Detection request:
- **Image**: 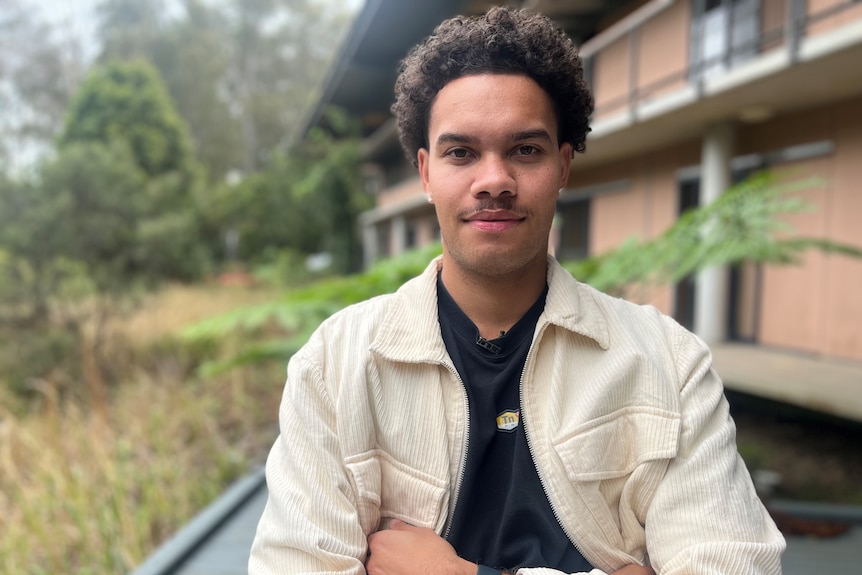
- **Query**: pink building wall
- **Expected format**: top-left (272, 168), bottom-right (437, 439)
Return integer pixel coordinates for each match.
top-left (573, 95), bottom-right (862, 361)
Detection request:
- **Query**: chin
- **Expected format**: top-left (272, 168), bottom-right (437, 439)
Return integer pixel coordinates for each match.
top-left (463, 251), bottom-right (543, 279)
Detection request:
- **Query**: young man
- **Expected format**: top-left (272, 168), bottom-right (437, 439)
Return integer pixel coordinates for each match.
top-left (250, 7), bottom-right (784, 575)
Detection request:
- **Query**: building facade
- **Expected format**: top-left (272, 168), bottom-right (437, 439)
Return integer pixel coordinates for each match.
top-left (307, 0), bottom-right (862, 366)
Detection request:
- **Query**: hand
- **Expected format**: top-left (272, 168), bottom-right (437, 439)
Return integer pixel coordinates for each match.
top-left (610, 566), bottom-right (655, 575)
top-left (366, 519), bottom-right (476, 575)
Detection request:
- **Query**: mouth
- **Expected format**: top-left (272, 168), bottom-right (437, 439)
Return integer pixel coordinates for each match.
top-left (463, 209), bottom-right (525, 232)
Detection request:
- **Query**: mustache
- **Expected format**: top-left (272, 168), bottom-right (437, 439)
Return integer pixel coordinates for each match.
top-left (458, 199), bottom-right (529, 219)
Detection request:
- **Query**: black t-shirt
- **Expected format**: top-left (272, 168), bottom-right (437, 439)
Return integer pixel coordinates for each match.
top-left (437, 276), bottom-right (592, 573)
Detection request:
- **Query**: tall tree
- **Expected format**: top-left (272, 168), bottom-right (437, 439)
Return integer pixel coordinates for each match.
top-left (95, 0), bottom-right (353, 177)
top-left (58, 60), bottom-right (209, 280)
top-left (0, 0), bottom-right (85, 170)
top-left (147, 0), bottom-right (245, 183)
top-left (97, 0), bottom-right (167, 61)
top-left (224, 0), bottom-right (349, 171)
top-left (60, 60), bottom-right (195, 178)
top-left (1, 59), bottom-right (208, 327)
top-left (0, 144), bottom-right (147, 321)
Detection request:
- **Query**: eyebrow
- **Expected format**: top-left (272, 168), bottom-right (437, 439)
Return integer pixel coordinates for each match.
top-left (434, 129), bottom-right (553, 147)
top-left (435, 132), bottom-right (475, 147)
top-left (512, 129), bottom-right (553, 143)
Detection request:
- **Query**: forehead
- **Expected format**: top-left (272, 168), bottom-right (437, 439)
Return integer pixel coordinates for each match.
top-left (427, 74), bottom-right (558, 143)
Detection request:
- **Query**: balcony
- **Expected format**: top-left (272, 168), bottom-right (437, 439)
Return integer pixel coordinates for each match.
top-left (579, 0), bottom-right (862, 168)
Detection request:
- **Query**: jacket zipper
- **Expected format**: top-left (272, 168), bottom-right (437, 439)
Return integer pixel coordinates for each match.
top-left (442, 361), bottom-right (469, 540)
top-left (519, 322), bottom-right (596, 567)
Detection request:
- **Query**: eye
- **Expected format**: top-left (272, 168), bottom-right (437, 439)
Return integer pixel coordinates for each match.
top-left (444, 147), bottom-right (471, 160)
top-left (449, 148), bottom-right (468, 158)
top-left (515, 145), bottom-right (540, 156)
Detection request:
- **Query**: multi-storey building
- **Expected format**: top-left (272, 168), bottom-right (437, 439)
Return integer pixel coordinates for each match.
top-left (302, 0), bottom-right (862, 416)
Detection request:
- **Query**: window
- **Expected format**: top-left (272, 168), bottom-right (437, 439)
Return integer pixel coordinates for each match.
top-left (691, 0), bottom-right (760, 80)
top-left (405, 219), bottom-right (417, 249)
top-left (555, 198), bottom-right (590, 262)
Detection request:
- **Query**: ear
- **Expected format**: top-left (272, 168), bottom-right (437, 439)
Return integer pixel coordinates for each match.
top-left (558, 142), bottom-right (572, 188)
top-left (418, 148), bottom-right (431, 194)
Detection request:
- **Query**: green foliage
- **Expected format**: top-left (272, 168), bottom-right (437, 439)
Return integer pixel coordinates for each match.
top-left (203, 107), bottom-right (370, 274)
top-left (297, 109), bottom-right (372, 273)
top-left (59, 60), bottom-right (195, 178)
top-left (0, 326), bottom-right (80, 398)
top-left (56, 59), bottom-right (210, 282)
top-left (0, 1), bottom-right (360, 398)
top-left (183, 243), bottom-right (442, 375)
top-left (0, 141), bottom-right (210, 305)
top-left (0, 143), bottom-right (147, 323)
top-left (0, 139), bottom-right (212, 390)
top-left (563, 172), bottom-right (862, 293)
top-left (98, 0), bottom-right (244, 182)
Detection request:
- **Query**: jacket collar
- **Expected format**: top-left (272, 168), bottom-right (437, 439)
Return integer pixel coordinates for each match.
top-left (369, 255), bottom-right (610, 364)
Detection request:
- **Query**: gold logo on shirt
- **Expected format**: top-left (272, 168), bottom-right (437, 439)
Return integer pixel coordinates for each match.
top-left (496, 410), bottom-right (519, 432)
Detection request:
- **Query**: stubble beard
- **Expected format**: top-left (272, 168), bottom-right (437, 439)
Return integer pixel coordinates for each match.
top-left (442, 229), bottom-right (548, 282)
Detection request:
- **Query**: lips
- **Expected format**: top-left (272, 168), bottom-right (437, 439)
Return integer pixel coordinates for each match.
top-left (463, 209), bottom-right (524, 232)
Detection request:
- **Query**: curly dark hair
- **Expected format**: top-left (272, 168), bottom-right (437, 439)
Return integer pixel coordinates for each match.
top-left (392, 6), bottom-right (593, 166)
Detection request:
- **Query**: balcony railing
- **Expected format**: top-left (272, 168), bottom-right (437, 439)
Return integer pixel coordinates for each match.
top-left (581, 0), bottom-right (862, 122)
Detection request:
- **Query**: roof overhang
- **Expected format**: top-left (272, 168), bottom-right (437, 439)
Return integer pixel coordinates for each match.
top-left (300, 0), bottom-right (633, 140)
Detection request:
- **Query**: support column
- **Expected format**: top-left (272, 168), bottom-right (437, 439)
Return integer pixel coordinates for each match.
top-left (391, 215), bottom-right (407, 258)
top-left (361, 221), bottom-right (378, 270)
top-left (694, 122), bottom-right (735, 344)
top-left (786, 0), bottom-right (802, 63)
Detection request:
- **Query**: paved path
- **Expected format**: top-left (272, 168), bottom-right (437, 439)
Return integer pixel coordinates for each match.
top-left (783, 526), bottom-right (862, 574)
top-left (172, 486), bottom-right (267, 575)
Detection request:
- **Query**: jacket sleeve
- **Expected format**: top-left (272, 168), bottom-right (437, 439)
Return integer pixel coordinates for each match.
top-left (643, 318), bottom-right (785, 574)
top-left (249, 336), bottom-right (368, 575)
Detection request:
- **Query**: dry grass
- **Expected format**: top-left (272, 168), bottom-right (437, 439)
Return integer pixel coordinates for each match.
top-left (0, 283), bottom-right (285, 574)
top-left (122, 281), bottom-right (279, 343)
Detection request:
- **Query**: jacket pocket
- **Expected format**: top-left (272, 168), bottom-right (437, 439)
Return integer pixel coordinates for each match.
top-left (553, 406), bottom-right (680, 482)
top-left (345, 449), bottom-right (448, 533)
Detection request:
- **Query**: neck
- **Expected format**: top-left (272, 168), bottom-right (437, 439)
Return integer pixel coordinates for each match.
top-left (440, 256), bottom-right (548, 340)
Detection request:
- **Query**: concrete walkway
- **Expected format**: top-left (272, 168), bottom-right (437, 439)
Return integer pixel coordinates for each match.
top-left (712, 343), bottom-right (862, 422)
top-left (172, 486), bottom-right (267, 575)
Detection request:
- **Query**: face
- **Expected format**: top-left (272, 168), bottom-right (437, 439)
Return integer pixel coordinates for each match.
top-left (417, 74), bottom-right (571, 282)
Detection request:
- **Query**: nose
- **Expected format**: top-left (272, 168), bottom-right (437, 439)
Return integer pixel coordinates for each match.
top-left (471, 154), bottom-right (516, 198)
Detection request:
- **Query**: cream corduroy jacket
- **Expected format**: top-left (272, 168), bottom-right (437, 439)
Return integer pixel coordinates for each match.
top-left (249, 256), bottom-right (785, 575)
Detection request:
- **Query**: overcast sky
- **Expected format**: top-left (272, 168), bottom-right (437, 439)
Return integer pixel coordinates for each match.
top-left (31, 0), bottom-right (99, 23)
top-left (26, 0), bottom-right (364, 61)
top-left (27, 0), bottom-right (100, 61)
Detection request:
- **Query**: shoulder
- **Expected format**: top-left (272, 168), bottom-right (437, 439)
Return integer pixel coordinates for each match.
top-left (292, 262), bottom-right (439, 366)
top-left (550, 263), bottom-right (710, 386)
top-left (581, 282), bottom-right (678, 340)
top-left (296, 292), bottom-right (397, 359)
top-left (547, 257), bottom-right (685, 353)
